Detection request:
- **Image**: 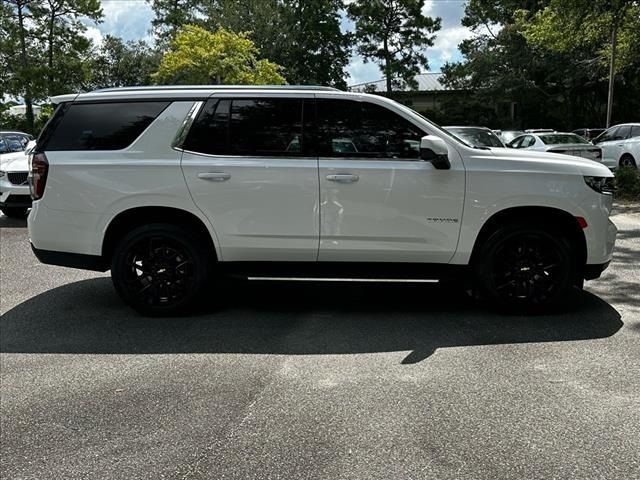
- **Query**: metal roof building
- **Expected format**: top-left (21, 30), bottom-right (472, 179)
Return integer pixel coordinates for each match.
top-left (348, 72), bottom-right (447, 93)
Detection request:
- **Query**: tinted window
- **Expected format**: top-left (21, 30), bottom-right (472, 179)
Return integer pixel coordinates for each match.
top-left (508, 136), bottom-right (524, 148)
top-left (616, 125), bottom-right (631, 140)
top-left (184, 98), bottom-right (305, 156)
top-left (631, 126), bottom-right (640, 139)
top-left (315, 99), bottom-right (424, 159)
top-left (45, 102), bottom-right (169, 151)
top-left (596, 127), bottom-right (619, 143)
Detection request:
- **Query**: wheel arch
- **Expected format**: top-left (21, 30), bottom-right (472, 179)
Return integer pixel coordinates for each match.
top-left (469, 206), bottom-right (587, 276)
top-left (102, 206), bottom-right (219, 262)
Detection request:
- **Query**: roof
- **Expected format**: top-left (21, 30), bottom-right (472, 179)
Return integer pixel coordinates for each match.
top-left (349, 73), bottom-right (447, 93)
top-left (50, 85), bottom-right (344, 104)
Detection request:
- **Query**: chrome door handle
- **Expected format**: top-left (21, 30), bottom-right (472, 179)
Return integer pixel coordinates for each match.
top-left (326, 174), bottom-right (359, 183)
top-left (198, 172), bottom-right (231, 181)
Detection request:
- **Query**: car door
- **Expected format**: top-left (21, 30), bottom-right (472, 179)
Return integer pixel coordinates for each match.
top-left (595, 126), bottom-right (620, 168)
top-left (180, 94), bottom-right (320, 262)
top-left (315, 97), bottom-right (465, 263)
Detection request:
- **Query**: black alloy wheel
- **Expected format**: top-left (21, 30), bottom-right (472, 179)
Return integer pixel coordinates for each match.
top-left (111, 224), bottom-right (212, 316)
top-left (475, 225), bottom-right (575, 311)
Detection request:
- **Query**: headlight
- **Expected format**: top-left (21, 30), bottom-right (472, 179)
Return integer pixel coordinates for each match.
top-left (0, 170), bottom-right (5, 178)
top-left (584, 176), bottom-right (614, 194)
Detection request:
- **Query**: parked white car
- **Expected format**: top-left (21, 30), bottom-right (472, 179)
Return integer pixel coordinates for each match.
top-left (0, 131), bottom-right (34, 218)
top-left (28, 86), bottom-right (616, 315)
top-left (507, 132), bottom-right (602, 162)
top-left (592, 123), bottom-right (640, 169)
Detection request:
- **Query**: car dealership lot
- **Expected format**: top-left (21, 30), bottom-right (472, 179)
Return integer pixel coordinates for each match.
top-left (1, 207), bottom-right (639, 480)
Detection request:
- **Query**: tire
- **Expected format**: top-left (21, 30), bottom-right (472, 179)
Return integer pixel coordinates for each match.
top-left (473, 224), bottom-right (576, 312)
top-left (1, 207), bottom-right (28, 218)
top-left (619, 154), bottom-right (637, 168)
top-left (111, 223), bottom-right (213, 316)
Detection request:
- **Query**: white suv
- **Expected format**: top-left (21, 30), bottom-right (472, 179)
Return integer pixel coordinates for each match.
top-left (28, 86), bottom-right (617, 315)
top-left (1, 130), bottom-right (34, 218)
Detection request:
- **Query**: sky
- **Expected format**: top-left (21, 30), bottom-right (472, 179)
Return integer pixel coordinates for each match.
top-left (84, 0), bottom-right (472, 86)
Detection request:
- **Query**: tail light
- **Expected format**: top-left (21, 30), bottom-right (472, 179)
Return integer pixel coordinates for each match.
top-left (29, 152), bottom-right (49, 200)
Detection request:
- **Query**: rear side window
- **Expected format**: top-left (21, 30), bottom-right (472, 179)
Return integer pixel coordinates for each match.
top-left (43, 101), bottom-right (169, 151)
top-left (315, 99), bottom-right (424, 159)
top-left (184, 98), bottom-right (306, 156)
top-left (631, 126), bottom-right (640, 139)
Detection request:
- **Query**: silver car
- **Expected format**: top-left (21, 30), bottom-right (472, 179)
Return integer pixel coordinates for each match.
top-left (507, 132), bottom-right (602, 162)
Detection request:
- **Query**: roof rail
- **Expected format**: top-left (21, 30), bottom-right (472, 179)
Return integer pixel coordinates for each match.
top-left (92, 85), bottom-right (342, 93)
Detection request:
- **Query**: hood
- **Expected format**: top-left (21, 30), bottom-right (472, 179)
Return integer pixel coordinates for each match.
top-left (0, 151), bottom-right (29, 172)
top-left (486, 147), bottom-right (613, 177)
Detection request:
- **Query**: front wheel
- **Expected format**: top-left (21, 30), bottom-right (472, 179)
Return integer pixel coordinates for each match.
top-left (1, 207), bottom-right (28, 218)
top-left (111, 223), bottom-right (213, 316)
top-left (474, 225), bottom-right (576, 312)
top-left (619, 155), bottom-right (637, 168)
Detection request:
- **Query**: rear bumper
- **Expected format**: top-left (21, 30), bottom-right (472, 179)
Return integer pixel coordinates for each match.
top-left (30, 243), bottom-right (108, 272)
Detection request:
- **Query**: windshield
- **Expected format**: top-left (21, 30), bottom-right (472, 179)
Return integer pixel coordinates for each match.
top-left (0, 134), bottom-right (29, 153)
top-left (539, 134), bottom-right (589, 145)
top-left (446, 127), bottom-right (504, 148)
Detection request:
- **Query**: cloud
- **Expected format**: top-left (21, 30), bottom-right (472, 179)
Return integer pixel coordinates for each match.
top-left (82, 0), bottom-right (154, 46)
top-left (426, 26), bottom-right (474, 71)
top-left (346, 56), bottom-right (382, 86)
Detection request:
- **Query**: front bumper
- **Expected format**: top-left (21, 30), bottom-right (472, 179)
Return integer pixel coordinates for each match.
top-left (0, 176), bottom-right (32, 208)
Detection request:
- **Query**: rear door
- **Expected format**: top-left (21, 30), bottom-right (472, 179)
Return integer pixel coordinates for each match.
top-left (180, 94), bottom-right (320, 262)
top-left (315, 97), bottom-right (465, 263)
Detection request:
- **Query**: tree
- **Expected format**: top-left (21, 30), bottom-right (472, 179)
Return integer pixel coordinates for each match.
top-left (347, 0), bottom-right (441, 93)
top-left (152, 25), bottom-right (286, 85)
top-left (89, 35), bottom-right (161, 89)
top-left (1, 1), bottom-right (41, 130)
top-left (0, 0), bottom-right (102, 132)
top-left (30, 0), bottom-right (102, 96)
top-left (198, 0), bottom-right (352, 88)
top-left (146, 0), bottom-right (201, 48)
top-left (516, 0), bottom-right (640, 126)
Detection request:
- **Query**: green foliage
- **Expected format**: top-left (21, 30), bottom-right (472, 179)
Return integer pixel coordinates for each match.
top-left (152, 25), bottom-right (286, 85)
top-left (147, 0), bottom-right (201, 48)
top-left (516, 0), bottom-right (640, 74)
top-left (615, 167), bottom-right (640, 200)
top-left (0, 104), bottom-right (54, 137)
top-left (347, 0), bottom-right (441, 93)
top-left (199, 0), bottom-right (352, 88)
top-left (441, 0), bottom-right (640, 129)
top-left (88, 36), bottom-right (161, 89)
top-left (0, 0), bottom-right (102, 131)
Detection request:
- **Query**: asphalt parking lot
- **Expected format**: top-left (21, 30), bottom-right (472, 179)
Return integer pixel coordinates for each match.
top-left (1, 206), bottom-right (639, 480)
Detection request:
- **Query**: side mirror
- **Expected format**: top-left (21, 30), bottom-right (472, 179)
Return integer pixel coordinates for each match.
top-left (420, 135), bottom-right (451, 170)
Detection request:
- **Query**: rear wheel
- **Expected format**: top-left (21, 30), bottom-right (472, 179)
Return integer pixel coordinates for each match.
top-left (474, 224), bottom-right (576, 312)
top-left (111, 223), bottom-right (213, 316)
top-left (1, 207), bottom-right (28, 218)
top-left (620, 154), bottom-right (637, 168)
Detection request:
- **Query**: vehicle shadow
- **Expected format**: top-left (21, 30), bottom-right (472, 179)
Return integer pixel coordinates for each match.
top-left (0, 278), bottom-right (623, 363)
top-left (0, 214), bottom-right (27, 228)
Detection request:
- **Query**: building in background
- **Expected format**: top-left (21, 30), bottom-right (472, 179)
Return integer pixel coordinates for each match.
top-left (349, 72), bottom-right (518, 128)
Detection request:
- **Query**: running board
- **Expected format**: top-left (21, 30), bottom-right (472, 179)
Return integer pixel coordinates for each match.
top-left (247, 277), bottom-right (440, 283)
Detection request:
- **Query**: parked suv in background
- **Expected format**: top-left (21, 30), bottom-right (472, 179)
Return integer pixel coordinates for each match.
top-left (0, 130), bottom-right (34, 218)
top-left (592, 123), bottom-right (640, 169)
top-left (28, 86), bottom-right (617, 315)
